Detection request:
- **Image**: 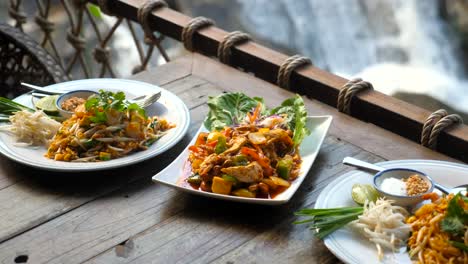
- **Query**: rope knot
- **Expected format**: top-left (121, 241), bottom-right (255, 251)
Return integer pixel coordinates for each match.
top-left (277, 55), bottom-right (312, 90)
top-left (337, 78), bottom-right (373, 114)
top-left (8, 7), bottom-right (27, 25)
top-left (34, 16), bottom-right (54, 34)
top-left (66, 30), bottom-right (86, 51)
top-left (422, 110), bottom-right (463, 149)
top-left (181, 16), bottom-right (215, 52)
top-left (217, 31), bottom-right (251, 65)
top-left (137, 0), bottom-right (167, 45)
top-left (93, 46), bottom-right (111, 63)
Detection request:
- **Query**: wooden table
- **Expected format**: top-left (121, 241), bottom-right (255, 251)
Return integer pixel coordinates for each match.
top-left (0, 53), bottom-right (461, 264)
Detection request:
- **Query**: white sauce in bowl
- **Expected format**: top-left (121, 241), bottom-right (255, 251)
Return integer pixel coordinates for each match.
top-left (380, 177), bottom-right (406, 195)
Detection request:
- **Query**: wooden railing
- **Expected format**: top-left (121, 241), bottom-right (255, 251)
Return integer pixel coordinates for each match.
top-left (8, 0), bottom-right (468, 163)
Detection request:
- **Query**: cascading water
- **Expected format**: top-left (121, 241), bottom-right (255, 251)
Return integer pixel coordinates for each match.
top-left (237, 0), bottom-right (468, 113)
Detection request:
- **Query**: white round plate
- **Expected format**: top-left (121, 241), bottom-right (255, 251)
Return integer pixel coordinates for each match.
top-left (315, 159), bottom-right (468, 264)
top-left (0, 79), bottom-right (190, 171)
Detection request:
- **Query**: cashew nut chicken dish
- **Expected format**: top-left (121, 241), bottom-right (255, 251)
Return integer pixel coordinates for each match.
top-left (183, 92), bottom-right (310, 199)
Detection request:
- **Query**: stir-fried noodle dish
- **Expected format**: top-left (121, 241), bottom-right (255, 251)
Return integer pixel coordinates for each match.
top-left (46, 90), bottom-right (174, 162)
top-left (407, 193), bottom-right (468, 264)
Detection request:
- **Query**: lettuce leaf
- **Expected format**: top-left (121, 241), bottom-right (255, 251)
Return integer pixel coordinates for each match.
top-left (204, 92), bottom-right (310, 146)
top-left (270, 94), bottom-right (310, 146)
top-left (204, 93), bottom-right (264, 130)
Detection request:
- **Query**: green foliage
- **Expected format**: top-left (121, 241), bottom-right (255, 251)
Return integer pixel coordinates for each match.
top-left (87, 3), bottom-right (102, 19)
top-left (270, 94), bottom-right (310, 146)
top-left (204, 92), bottom-right (264, 130)
top-left (85, 90), bottom-right (147, 123)
top-left (203, 92), bottom-right (310, 146)
top-left (441, 193), bottom-right (468, 236)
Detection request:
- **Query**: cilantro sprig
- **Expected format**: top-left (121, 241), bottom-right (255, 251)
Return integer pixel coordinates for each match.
top-left (441, 193), bottom-right (468, 236)
top-left (85, 90), bottom-right (146, 123)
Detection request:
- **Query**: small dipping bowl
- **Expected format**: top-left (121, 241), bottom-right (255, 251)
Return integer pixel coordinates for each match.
top-left (56, 90), bottom-right (98, 118)
top-left (373, 168), bottom-right (434, 207)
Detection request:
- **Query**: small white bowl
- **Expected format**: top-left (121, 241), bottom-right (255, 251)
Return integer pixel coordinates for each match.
top-left (373, 168), bottom-right (434, 207)
top-left (56, 90), bottom-right (98, 118)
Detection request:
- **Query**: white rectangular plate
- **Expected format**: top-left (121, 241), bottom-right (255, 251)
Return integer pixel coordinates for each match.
top-left (152, 116), bottom-right (332, 205)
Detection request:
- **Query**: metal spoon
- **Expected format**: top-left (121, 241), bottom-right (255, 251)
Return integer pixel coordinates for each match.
top-left (343, 157), bottom-right (468, 194)
top-left (21, 82), bottom-right (65, 95)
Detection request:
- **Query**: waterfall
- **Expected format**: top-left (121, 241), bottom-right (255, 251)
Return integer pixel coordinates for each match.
top-left (238, 0), bottom-right (468, 112)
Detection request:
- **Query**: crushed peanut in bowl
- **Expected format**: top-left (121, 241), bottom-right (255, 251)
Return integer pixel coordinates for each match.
top-left (403, 174), bottom-right (429, 196)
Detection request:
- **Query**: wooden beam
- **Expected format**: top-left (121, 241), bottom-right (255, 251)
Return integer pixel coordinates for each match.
top-left (89, 0), bottom-right (468, 163)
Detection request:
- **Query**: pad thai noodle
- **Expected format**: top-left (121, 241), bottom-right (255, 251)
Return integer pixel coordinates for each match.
top-left (407, 193), bottom-right (468, 264)
top-left (46, 90), bottom-right (174, 162)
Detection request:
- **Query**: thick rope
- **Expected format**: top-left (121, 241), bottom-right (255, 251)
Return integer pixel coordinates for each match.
top-left (217, 31), bottom-right (251, 65)
top-left (93, 46), bottom-right (110, 63)
top-left (421, 109), bottom-right (447, 147)
top-left (427, 113), bottom-right (463, 150)
top-left (337, 78), bottom-right (373, 114)
top-left (8, 5), bottom-right (27, 30)
top-left (66, 29), bottom-right (85, 51)
top-left (34, 15), bottom-right (54, 34)
top-left (277, 55), bottom-right (312, 90)
top-left (137, 0), bottom-right (167, 45)
top-left (181, 16), bottom-right (214, 52)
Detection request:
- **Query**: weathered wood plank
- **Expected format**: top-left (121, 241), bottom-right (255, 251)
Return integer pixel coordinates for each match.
top-left (0, 74), bottom-right (214, 244)
top-left (80, 137), bottom-right (382, 264)
top-left (0, 132), bottom-right (380, 264)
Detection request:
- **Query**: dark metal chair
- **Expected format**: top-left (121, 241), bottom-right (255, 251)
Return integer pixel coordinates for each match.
top-left (0, 23), bottom-right (68, 98)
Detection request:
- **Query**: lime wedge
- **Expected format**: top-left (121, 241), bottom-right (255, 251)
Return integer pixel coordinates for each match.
top-left (351, 184), bottom-right (379, 205)
top-left (35, 95), bottom-right (59, 114)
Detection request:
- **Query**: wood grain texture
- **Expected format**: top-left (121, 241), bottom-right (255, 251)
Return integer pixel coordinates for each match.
top-left (83, 137), bottom-right (380, 264)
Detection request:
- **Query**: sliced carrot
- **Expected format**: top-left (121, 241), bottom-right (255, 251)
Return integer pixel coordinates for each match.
top-left (240, 147), bottom-right (274, 176)
top-left (189, 145), bottom-right (204, 154)
top-left (249, 102), bottom-right (262, 123)
top-left (195, 132), bottom-right (208, 146)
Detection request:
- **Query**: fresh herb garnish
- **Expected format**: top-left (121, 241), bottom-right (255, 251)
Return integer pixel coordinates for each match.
top-left (294, 206), bottom-right (364, 239)
top-left (450, 240), bottom-right (468, 252)
top-left (441, 193), bottom-right (468, 236)
top-left (85, 90), bottom-right (147, 123)
top-left (0, 97), bottom-right (34, 118)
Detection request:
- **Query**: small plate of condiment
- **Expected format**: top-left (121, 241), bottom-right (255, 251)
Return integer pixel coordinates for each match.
top-left (373, 168), bottom-right (434, 207)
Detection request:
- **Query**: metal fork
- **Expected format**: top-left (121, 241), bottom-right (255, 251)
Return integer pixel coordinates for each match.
top-left (133, 91), bottom-right (161, 108)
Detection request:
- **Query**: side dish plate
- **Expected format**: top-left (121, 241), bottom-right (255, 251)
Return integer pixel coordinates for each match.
top-left (152, 116), bottom-right (332, 205)
top-left (316, 160), bottom-right (468, 264)
top-left (0, 79), bottom-right (190, 171)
